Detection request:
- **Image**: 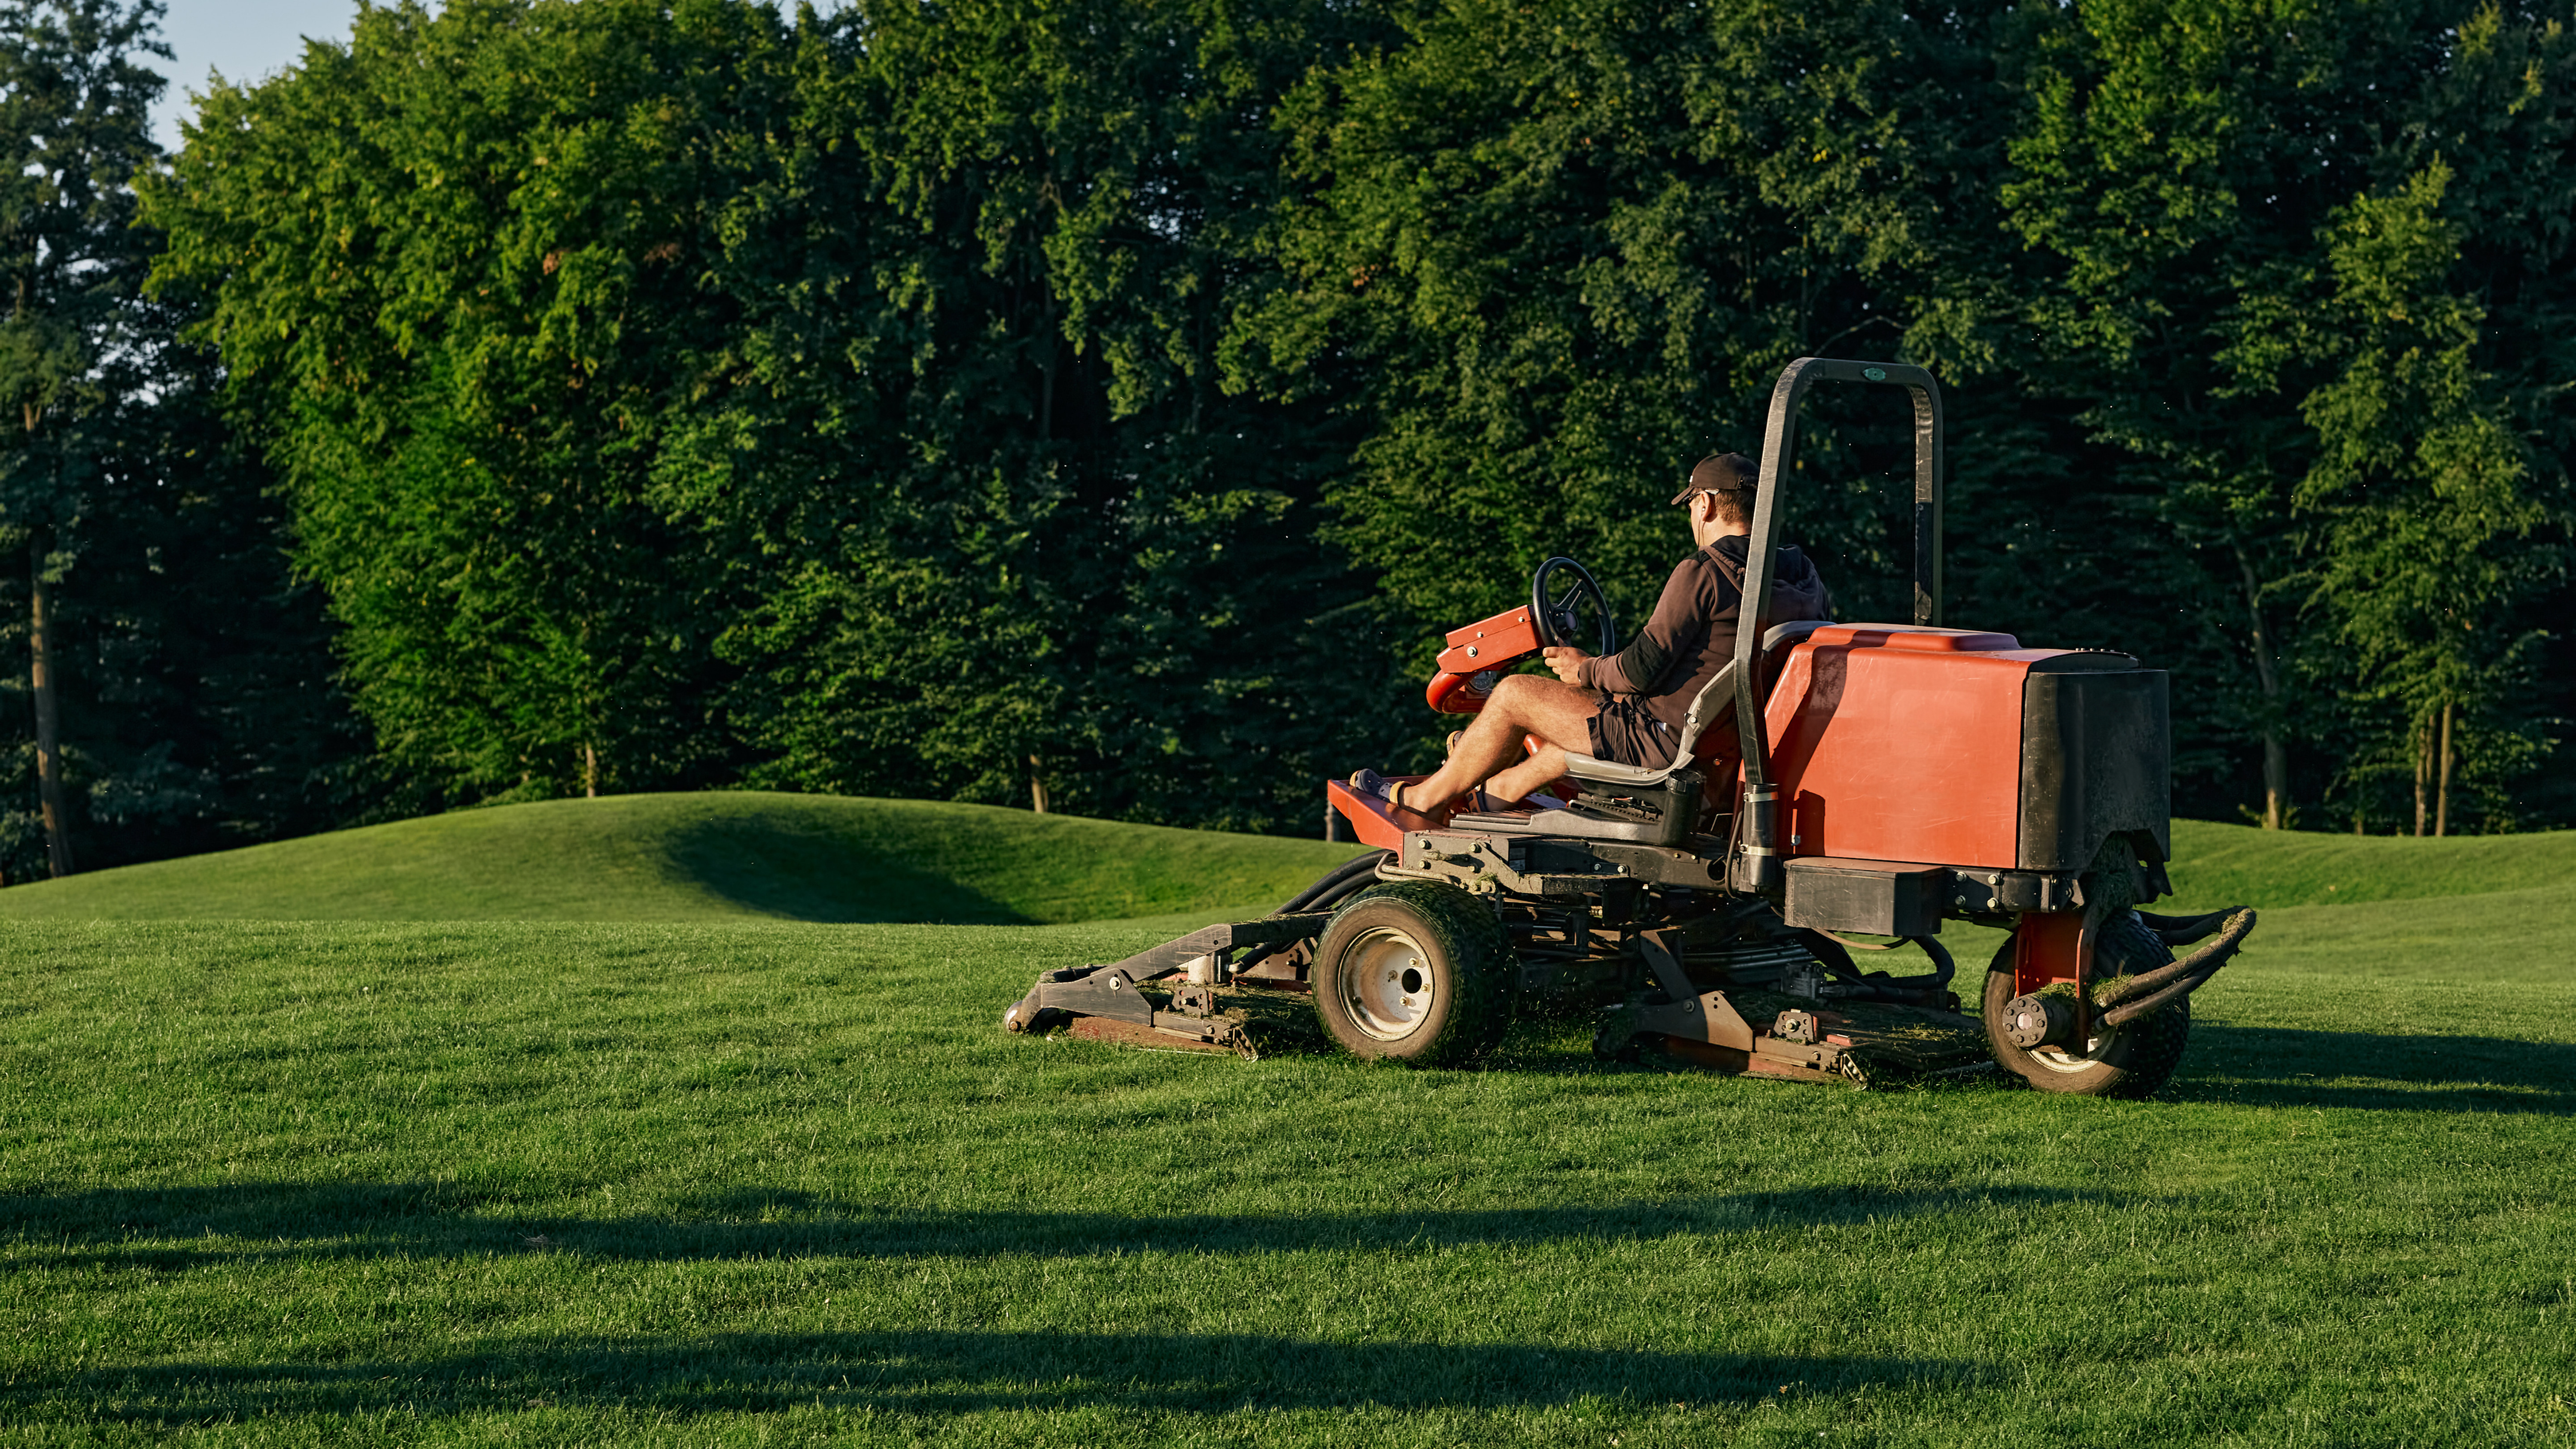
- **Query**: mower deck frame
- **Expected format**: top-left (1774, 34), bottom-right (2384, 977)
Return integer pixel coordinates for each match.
top-left (1006, 796), bottom-right (1999, 1085)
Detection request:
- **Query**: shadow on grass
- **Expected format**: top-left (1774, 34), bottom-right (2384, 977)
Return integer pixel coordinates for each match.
top-left (1, 1327), bottom-right (1982, 1423)
top-left (3, 1182), bottom-right (2109, 1268)
top-left (2168, 1025), bottom-right (2576, 1113)
top-left (1480, 1020), bottom-right (2576, 1111)
top-left (663, 814), bottom-right (1037, 924)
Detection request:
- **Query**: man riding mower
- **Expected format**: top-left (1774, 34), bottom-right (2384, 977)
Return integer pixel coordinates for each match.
top-left (1349, 448), bottom-right (1827, 833)
top-left (1004, 358), bottom-right (2257, 1097)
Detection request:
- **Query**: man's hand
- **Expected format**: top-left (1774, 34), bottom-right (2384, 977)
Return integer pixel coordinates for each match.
top-left (1541, 647), bottom-right (1590, 686)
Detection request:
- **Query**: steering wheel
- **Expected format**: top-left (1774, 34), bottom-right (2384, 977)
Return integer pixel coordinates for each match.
top-left (1531, 556), bottom-right (1618, 657)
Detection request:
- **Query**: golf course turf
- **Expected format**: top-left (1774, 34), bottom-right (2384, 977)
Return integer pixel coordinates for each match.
top-left (1, 795), bottom-right (2570, 1445)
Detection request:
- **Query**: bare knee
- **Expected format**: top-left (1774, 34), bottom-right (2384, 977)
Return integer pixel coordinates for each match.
top-left (1483, 672), bottom-right (1595, 749)
top-left (1487, 672), bottom-right (1553, 717)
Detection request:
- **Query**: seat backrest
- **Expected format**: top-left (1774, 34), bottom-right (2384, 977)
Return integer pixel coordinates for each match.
top-left (1671, 618), bottom-right (1833, 768)
top-left (1668, 659), bottom-right (1742, 766)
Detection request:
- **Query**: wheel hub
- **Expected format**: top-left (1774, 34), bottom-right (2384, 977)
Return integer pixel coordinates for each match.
top-left (1340, 925), bottom-right (1436, 1041)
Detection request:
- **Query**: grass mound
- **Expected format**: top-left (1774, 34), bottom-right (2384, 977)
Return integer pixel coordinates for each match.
top-left (2165, 819), bottom-right (2576, 909)
top-left (0, 792), bottom-right (1370, 924)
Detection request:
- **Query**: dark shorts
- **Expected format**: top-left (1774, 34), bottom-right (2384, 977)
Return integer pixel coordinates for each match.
top-left (1586, 695), bottom-right (1678, 769)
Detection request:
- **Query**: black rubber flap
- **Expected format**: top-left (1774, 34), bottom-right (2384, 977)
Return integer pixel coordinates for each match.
top-left (2017, 668), bottom-right (2170, 872)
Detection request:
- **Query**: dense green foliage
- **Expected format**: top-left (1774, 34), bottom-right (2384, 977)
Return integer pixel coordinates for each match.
top-left (138, 0), bottom-right (1402, 833)
top-left (1990, 0), bottom-right (2576, 828)
top-left (0, 0), bottom-right (2569, 871)
top-left (2, 838), bottom-right (2572, 1442)
top-left (1239, 0), bottom-right (2576, 831)
top-left (1232, 0), bottom-right (2010, 633)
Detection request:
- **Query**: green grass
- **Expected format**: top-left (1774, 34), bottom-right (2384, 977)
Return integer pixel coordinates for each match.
top-left (0, 792), bottom-right (1370, 923)
top-left (1, 810), bottom-right (2571, 1444)
top-left (2166, 818), bottom-right (2576, 909)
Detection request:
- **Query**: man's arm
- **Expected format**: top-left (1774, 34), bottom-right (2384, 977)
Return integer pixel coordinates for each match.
top-left (1568, 557), bottom-right (1724, 695)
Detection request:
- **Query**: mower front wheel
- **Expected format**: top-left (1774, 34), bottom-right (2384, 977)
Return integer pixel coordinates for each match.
top-left (1981, 916), bottom-right (2192, 1099)
top-left (1312, 881), bottom-right (1515, 1067)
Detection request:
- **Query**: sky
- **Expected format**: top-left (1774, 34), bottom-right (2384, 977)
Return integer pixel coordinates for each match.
top-left (151, 0), bottom-right (361, 152)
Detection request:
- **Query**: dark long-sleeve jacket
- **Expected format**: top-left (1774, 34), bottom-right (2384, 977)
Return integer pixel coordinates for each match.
top-left (1577, 535), bottom-right (1833, 737)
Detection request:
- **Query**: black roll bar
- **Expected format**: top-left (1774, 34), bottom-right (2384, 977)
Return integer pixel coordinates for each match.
top-left (1727, 357), bottom-right (1945, 894)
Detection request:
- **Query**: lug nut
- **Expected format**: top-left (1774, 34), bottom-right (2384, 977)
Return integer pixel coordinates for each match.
top-left (2002, 993), bottom-right (2075, 1049)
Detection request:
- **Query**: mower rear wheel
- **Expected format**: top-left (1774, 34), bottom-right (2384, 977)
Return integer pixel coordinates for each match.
top-left (1981, 913), bottom-right (2192, 1099)
top-left (1312, 881), bottom-right (1515, 1066)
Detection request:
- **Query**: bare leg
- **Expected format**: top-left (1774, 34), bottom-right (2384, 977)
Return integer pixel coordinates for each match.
top-left (1406, 674), bottom-right (1598, 811)
top-left (1483, 742), bottom-right (1570, 805)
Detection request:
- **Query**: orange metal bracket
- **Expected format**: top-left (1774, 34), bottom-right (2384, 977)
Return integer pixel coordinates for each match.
top-left (1425, 605), bottom-right (1547, 715)
top-left (2013, 911), bottom-right (2084, 997)
top-left (1326, 776), bottom-right (1425, 852)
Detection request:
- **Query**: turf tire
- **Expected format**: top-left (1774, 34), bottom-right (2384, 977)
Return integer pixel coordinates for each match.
top-left (1312, 880), bottom-right (1515, 1066)
top-left (1981, 910), bottom-right (2192, 1099)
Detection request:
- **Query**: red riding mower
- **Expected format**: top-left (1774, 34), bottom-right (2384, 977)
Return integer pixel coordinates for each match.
top-left (1005, 358), bottom-right (2257, 1095)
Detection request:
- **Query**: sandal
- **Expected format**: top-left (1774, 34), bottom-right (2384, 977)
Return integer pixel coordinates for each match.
top-left (1348, 769), bottom-right (1448, 828)
top-left (1348, 768), bottom-right (1410, 809)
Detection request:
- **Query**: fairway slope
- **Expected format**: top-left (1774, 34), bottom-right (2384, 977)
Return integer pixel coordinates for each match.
top-left (0, 793), bottom-right (1370, 923)
top-left (2164, 819), bottom-right (2576, 909)
top-left (7, 794), bottom-right (2563, 925)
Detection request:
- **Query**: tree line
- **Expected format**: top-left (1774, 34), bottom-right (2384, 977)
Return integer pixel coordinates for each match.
top-left (1, 0), bottom-right (2568, 880)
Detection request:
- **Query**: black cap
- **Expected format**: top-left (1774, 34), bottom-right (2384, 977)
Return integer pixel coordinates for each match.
top-left (1671, 451), bottom-right (1757, 506)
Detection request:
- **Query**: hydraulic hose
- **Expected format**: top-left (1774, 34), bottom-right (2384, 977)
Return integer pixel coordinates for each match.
top-left (2136, 907), bottom-right (2237, 949)
top-left (2093, 908), bottom-right (2258, 1013)
top-left (1274, 851), bottom-right (1390, 916)
top-left (1238, 850), bottom-right (1391, 976)
top-left (2100, 964), bottom-right (2224, 1029)
top-left (1794, 929), bottom-right (1955, 1002)
top-left (1792, 928), bottom-right (1863, 986)
top-left (1304, 872), bottom-right (1384, 914)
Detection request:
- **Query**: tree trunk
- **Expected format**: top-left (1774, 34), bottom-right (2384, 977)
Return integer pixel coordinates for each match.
top-left (583, 741), bottom-right (598, 799)
top-left (2260, 738), bottom-right (2288, 830)
top-left (2233, 548), bottom-right (2289, 829)
top-left (1029, 755), bottom-right (1048, 814)
top-left (2435, 700), bottom-right (2454, 837)
top-left (2412, 712), bottom-right (2430, 837)
top-left (1039, 336), bottom-right (1057, 441)
top-left (29, 539), bottom-right (73, 878)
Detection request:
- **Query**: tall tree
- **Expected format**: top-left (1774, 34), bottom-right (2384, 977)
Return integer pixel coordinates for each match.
top-left (149, 0), bottom-right (1402, 832)
top-left (2278, 165), bottom-right (2560, 834)
top-left (0, 0), bottom-right (167, 875)
top-left (0, 322), bottom-right (368, 882)
top-left (146, 0), bottom-right (789, 807)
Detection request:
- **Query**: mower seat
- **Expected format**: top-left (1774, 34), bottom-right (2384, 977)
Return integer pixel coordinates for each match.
top-left (1557, 618), bottom-right (1831, 788)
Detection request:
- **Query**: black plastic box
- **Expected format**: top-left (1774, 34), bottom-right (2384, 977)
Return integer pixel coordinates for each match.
top-left (1781, 857), bottom-right (1947, 937)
